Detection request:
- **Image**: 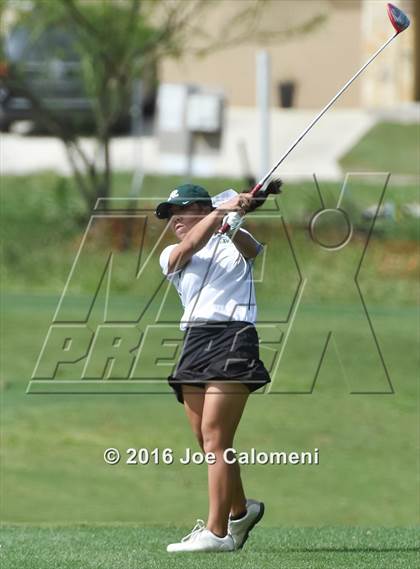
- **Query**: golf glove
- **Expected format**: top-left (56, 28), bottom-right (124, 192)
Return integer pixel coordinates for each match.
top-left (222, 212), bottom-right (244, 237)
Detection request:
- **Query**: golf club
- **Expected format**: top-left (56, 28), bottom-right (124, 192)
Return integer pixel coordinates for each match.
top-left (218, 2), bottom-right (410, 234)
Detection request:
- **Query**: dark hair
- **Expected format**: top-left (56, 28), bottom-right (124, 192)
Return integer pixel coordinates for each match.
top-left (197, 203), bottom-right (215, 213)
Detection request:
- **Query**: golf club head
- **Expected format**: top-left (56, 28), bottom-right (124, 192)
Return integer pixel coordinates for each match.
top-left (387, 3), bottom-right (410, 34)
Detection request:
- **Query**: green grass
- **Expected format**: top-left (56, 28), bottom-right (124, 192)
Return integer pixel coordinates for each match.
top-left (1, 525), bottom-right (418, 569)
top-left (1, 170), bottom-right (419, 565)
top-left (2, 172), bottom-right (419, 293)
top-left (1, 293), bottom-right (418, 525)
top-left (339, 122), bottom-right (420, 176)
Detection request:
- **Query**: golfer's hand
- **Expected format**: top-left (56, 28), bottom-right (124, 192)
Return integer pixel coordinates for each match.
top-left (216, 193), bottom-right (253, 215)
top-left (244, 178), bottom-right (283, 212)
top-left (222, 212), bottom-right (244, 235)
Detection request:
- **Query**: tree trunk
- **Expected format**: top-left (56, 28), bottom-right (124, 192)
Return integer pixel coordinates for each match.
top-left (97, 134), bottom-right (112, 210)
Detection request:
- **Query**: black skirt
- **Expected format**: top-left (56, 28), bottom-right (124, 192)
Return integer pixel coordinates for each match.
top-left (168, 320), bottom-right (271, 404)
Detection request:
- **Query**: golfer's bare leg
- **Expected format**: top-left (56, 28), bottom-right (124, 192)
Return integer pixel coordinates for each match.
top-left (201, 382), bottom-right (249, 537)
top-left (183, 384), bottom-right (246, 515)
top-left (182, 385), bottom-right (205, 450)
top-left (183, 383), bottom-right (246, 525)
top-left (230, 461), bottom-right (247, 517)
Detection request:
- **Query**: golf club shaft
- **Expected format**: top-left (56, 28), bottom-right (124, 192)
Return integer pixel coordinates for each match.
top-left (219, 31), bottom-right (400, 235)
top-left (219, 32), bottom-right (398, 233)
top-left (252, 31), bottom-right (399, 194)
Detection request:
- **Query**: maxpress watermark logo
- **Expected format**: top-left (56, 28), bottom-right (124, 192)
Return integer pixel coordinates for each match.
top-left (27, 173), bottom-right (394, 395)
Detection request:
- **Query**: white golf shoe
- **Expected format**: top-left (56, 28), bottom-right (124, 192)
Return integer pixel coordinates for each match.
top-left (166, 519), bottom-right (235, 553)
top-left (228, 498), bottom-right (265, 549)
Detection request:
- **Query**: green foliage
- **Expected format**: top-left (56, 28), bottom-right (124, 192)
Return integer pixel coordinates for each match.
top-left (9, 0), bottom-right (158, 130)
top-left (1, 173), bottom-right (419, 300)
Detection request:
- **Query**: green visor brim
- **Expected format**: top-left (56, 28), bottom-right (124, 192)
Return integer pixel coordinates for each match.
top-left (155, 199), bottom-right (214, 219)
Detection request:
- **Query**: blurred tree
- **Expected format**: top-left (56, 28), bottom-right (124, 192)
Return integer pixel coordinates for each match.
top-left (1, 0), bottom-right (327, 220)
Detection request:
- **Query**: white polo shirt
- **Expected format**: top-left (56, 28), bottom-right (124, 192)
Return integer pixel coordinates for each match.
top-left (159, 229), bottom-right (264, 331)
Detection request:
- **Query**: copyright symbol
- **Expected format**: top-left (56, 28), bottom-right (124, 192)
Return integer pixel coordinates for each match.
top-left (104, 448), bottom-right (120, 465)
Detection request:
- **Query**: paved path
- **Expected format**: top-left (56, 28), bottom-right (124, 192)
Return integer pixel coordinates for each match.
top-left (0, 106), bottom-right (395, 182)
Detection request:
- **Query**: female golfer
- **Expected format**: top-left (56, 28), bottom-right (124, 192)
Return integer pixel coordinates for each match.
top-left (156, 183), bottom-right (271, 553)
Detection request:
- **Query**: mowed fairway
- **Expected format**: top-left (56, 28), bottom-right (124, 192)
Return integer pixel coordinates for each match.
top-left (1, 526), bottom-right (419, 569)
top-left (1, 293), bottom-right (418, 549)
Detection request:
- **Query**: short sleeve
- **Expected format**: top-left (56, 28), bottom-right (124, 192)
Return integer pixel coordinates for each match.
top-left (239, 228), bottom-right (264, 257)
top-left (159, 245), bottom-right (183, 278)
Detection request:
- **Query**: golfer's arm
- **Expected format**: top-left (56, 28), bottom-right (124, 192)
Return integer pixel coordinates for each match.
top-left (167, 209), bottom-right (225, 274)
top-left (231, 229), bottom-right (261, 260)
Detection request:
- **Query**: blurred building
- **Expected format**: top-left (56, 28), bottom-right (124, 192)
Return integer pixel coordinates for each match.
top-left (161, 0), bottom-right (416, 109)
